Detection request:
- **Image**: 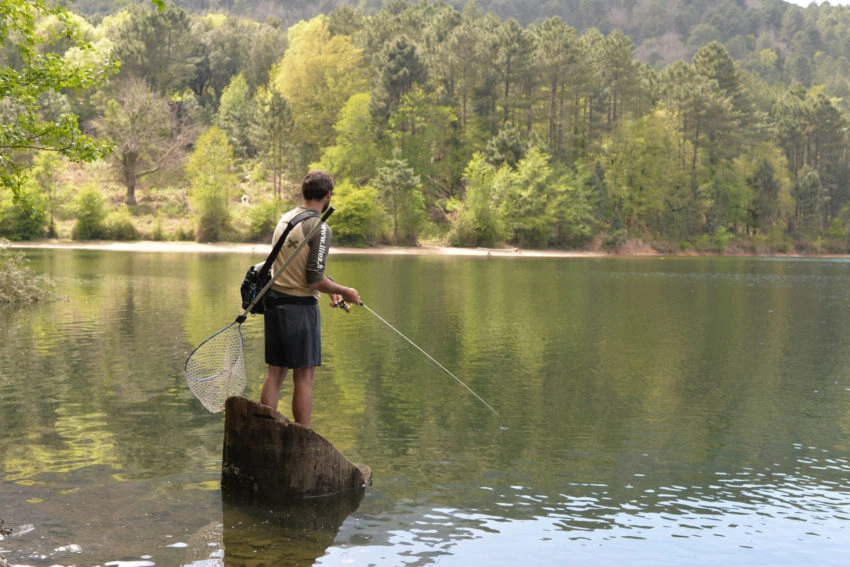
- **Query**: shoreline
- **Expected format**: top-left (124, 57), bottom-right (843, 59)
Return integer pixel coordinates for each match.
top-left (9, 238), bottom-right (850, 260)
top-left (9, 239), bottom-right (612, 258)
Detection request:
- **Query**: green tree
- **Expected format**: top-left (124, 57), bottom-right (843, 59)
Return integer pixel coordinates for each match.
top-left (108, 3), bottom-right (202, 96)
top-left (429, 16), bottom-right (490, 130)
top-left (370, 35), bottom-right (428, 125)
top-left (244, 17), bottom-right (288, 93)
top-left (747, 158), bottom-right (781, 234)
top-left (71, 184), bottom-right (107, 240)
top-left (451, 153), bottom-right (504, 247)
top-left (0, 0), bottom-right (112, 202)
top-left (31, 150), bottom-right (62, 237)
top-left (483, 122), bottom-right (530, 169)
top-left (186, 126), bottom-right (238, 242)
top-left (194, 13), bottom-right (253, 108)
top-left (495, 147), bottom-right (561, 248)
top-left (272, 16), bottom-right (369, 167)
top-left (598, 29), bottom-right (644, 128)
top-left (217, 74), bottom-right (256, 159)
top-left (376, 156), bottom-right (425, 246)
top-left (388, 85), bottom-right (460, 201)
top-left (251, 89), bottom-right (295, 199)
top-left (328, 181), bottom-right (384, 247)
top-left (602, 111), bottom-right (684, 236)
top-left (494, 19), bottom-right (535, 126)
top-left (791, 167), bottom-right (827, 239)
top-left (530, 17), bottom-right (578, 156)
top-left (0, 184), bottom-right (47, 240)
top-left (316, 92), bottom-right (381, 184)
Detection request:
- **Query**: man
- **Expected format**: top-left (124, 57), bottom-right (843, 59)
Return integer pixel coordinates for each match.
top-left (260, 170), bottom-right (361, 428)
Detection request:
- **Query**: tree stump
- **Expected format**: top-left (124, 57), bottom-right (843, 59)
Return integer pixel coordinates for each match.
top-left (221, 396), bottom-right (371, 499)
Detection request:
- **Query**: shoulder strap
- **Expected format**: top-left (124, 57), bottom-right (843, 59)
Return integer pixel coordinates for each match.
top-left (259, 209), bottom-right (320, 277)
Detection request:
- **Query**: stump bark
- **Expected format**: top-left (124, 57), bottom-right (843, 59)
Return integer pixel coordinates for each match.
top-left (221, 396), bottom-right (371, 499)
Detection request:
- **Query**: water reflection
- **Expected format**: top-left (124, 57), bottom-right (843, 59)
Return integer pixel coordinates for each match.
top-left (3, 250), bottom-right (850, 566)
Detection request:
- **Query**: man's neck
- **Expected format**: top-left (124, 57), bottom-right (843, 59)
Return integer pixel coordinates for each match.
top-left (303, 200), bottom-right (324, 213)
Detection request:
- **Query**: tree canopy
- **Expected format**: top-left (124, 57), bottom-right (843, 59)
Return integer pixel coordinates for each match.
top-left (4, 0), bottom-right (850, 254)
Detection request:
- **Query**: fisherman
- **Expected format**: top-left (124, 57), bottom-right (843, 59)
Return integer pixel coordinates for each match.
top-left (259, 170), bottom-right (361, 428)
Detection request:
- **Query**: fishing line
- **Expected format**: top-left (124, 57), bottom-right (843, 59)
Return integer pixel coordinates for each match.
top-left (339, 299), bottom-right (501, 421)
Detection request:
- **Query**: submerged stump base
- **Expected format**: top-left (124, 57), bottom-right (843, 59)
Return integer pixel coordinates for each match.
top-left (222, 396), bottom-right (371, 499)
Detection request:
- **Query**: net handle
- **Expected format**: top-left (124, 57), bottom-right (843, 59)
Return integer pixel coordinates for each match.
top-left (237, 206), bottom-right (335, 322)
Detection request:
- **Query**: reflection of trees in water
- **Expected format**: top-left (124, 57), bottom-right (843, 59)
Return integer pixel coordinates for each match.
top-left (0, 250), bottom-right (243, 482)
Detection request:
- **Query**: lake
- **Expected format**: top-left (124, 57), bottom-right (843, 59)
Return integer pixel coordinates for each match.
top-left (1, 248), bottom-right (849, 566)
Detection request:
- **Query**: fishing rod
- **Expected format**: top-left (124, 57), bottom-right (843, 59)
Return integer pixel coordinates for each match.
top-left (335, 299), bottom-right (501, 421)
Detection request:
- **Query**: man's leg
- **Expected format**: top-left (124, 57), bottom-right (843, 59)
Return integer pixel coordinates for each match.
top-left (291, 366), bottom-right (316, 427)
top-left (260, 365), bottom-right (287, 410)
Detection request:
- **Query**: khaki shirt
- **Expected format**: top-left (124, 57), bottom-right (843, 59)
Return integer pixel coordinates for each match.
top-left (270, 207), bottom-right (331, 299)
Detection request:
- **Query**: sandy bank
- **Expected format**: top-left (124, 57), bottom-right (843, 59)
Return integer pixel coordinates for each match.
top-left (10, 239), bottom-right (612, 258)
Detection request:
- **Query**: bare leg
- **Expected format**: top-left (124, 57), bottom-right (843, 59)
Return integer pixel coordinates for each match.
top-left (260, 365), bottom-right (287, 410)
top-left (291, 366), bottom-right (315, 428)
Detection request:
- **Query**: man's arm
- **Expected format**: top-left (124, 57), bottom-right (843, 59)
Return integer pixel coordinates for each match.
top-left (304, 221), bottom-right (361, 305)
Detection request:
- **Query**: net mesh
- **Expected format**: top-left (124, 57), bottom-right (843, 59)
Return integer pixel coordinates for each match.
top-left (184, 322), bottom-right (248, 413)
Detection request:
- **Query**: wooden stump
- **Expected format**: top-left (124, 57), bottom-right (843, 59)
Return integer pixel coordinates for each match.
top-left (221, 396), bottom-right (371, 499)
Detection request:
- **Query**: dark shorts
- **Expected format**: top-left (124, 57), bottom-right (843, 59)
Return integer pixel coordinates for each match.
top-left (263, 290), bottom-right (321, 368)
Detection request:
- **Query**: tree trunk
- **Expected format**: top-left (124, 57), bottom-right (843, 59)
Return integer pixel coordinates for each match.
top-left (124, 151), bottom-right (138, 206)
top-left (221, 396), bottom-right (371, 500)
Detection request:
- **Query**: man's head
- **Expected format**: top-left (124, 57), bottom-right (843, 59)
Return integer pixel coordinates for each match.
top-left (302, 170), bottom-right (334, 202)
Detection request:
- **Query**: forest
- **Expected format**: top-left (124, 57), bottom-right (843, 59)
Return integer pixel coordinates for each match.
top-left (2, 0), bottom-right (850, 253)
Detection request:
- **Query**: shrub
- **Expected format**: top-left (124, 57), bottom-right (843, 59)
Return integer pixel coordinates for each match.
top-left (105, 208), bottom-right (140, 241)
top-left (71, 185), bottom-right (107, 240)
top-left (0, 181), bottom-right (49, 240)
top-left (0, 239), bottom-right (54, 304)
top-left (151, 212), bottom-right (165, 241)
top-left (0, 198), bottom-right (48, 240)
top-left (245, 198), bottom-right (282, 242)
top-left (331, 182), bottom-right (384, 247)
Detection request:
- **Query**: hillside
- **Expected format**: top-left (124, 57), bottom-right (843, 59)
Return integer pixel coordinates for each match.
top-left (3, 0), bottom-right (848, 255)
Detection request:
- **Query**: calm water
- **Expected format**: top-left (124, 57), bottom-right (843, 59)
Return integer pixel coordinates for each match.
top-left (1, 249), bottom-right (850, 566)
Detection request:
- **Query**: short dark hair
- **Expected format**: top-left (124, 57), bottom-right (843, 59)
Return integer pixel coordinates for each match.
top-left (302, 170), bottom-right (334, 201)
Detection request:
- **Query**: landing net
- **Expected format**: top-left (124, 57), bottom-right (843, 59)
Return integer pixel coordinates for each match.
top-left (184, 322), bottom-right (247, 413)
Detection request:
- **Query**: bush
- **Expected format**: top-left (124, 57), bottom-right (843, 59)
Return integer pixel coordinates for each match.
top-left (245, 198), bottom-right (282, 242)
top-left (71, 185), bottom-right (107, 240)
top-left (0, 187), bottom-right (49, 240)
top-left (0, 239), bottom-right (54, 304)
top-left (105, 207), bottom-right (140, 241)
top-left (151, 212), bottom-right (165, 241)
top-left (331, 182), bottom-right (384, 247)
top-left (173, 224), bottom-right (195, 241)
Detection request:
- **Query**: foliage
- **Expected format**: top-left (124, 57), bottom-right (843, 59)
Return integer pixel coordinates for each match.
top-left (251, 88), bottom-right (295, 199)
top-left (329, 181), bottom-right (384, 247)
top-left (108, 3), bottom-right (202, 95)
top-left (495, 147), bottom-right (564, 248)
top-left (316, 92), bottom-right (381, 184)
top-left (244, 198), bottom-right (281, 242)
top-left (217, 74), bottom-right (256, 159)
top-left (0, 184), bottom-right (48, 240)
top-left (71, 185), bottom-right (107, 240)
top-left (187, 126), bottom-right (238, 242)
top-left (450, 153), bottom-right (504, 248)
top-left (271, 16), bottom-right (369, 167)
top-left (8, 0), bottom-right (850, 254)
top-left (376, 157), bottom-right (425, 246)
top-left (0, 0), bottom-right (113, 203)
top-left (0, 239), bottom-right (53, 304)
top-left (104, 207), bottom-right (140, 240)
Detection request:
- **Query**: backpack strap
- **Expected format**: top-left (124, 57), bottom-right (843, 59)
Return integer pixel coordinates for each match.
top-left (258, 209), bottom-right (320, 279)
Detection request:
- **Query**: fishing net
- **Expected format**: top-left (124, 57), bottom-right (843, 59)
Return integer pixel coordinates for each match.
top-left (184, 321), bottom-right (247, 413)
